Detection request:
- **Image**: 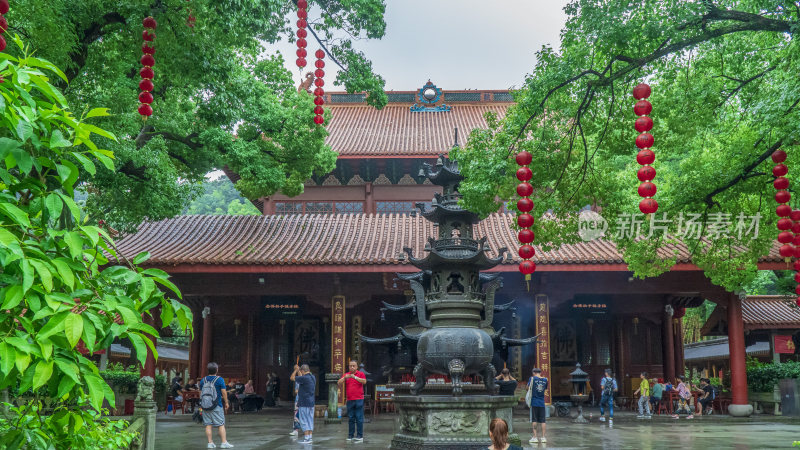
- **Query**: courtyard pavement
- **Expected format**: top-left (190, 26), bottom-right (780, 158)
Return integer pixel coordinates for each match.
top-left (154, 404), bottom-right (800, 450)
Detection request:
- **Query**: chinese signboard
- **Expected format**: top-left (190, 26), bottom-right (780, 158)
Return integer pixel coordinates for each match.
top-left (535, 294), bottom-right (551, 405)
top-left (331, 295), bottom-right (346, 402)
top-left (261, 296), bottom-right (304, 317)
top-left (774, 335), bottom-right (796, 354)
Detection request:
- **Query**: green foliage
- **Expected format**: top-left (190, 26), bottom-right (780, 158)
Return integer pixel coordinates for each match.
top-left (683, 300), bottom-right (716, 343)
top-left (0, 37), bottom-right (191, 449)
top-left (184, 176), bottom-right (260, 216)
top-left (744, 270), bottom-right (796, 295)
top-left (102, 363), bottom-right (166, 394)
top-left (454, 1), bottom-right (800, 291)
top-left (746, 361), bottom-right (800, 393)
top-left (11, 0), bottom-right (388, 231)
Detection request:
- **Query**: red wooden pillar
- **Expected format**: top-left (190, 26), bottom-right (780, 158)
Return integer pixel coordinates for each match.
top-left (662, 308), bottom-right (675, 383)
top-left (200, 304), bottom-right (213, 375)
top-left (727, 293), bottom-right (753, 416)
top-left (674, 317), bottom-right (685, 378)
top-left (189, 305), bottom-right (202, 378)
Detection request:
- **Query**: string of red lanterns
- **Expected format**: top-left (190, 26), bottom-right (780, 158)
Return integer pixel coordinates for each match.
top-left (0, 0), bottom-right (9, 52)
top-left (633, 83), bottom-right (657, 214)
top-left (313, 49), bottom-right (325, 125)
top-left (772, 150), bottom-right (793, 261)
top-left (791, 209), bottom-right (800, 307)
top-left (516, 150), bottom-right (535, 286)
top-left (296, 0), bottom-right (308, 69)
top-left (138, 16), bottom-right (157, 118)
top-left (186, 0), bottom-right (196, 28)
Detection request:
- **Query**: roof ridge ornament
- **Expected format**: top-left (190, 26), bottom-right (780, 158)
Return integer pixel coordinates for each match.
top-left (410, 80), bottom-right (451, 112)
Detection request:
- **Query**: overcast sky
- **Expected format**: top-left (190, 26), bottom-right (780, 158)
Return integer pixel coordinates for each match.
top-left (268, 0), bottom-right (570, 91)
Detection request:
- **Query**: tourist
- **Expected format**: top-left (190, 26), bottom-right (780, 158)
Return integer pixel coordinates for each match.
top-left (338, 359), bottom-right (367, 443)
top-left (671, 375), bottom-right (694, 419)
top-left (487, 418), bottom-right (523, 450)
top-left (650, 378), bottom-right (663, 412)
top-left (527, 368), bottom-right (548, 444)
top-left (186, 378), bottom-right (199, 391)
top-left (291, 364), bottom-right (316, 444)
top-left (289, 376), bottom-right (302, 436)
top-left (698, 378), bottom-right (713, 415)
top-left (634, 371), bottom-right (651, 418)
top-left (495, 368), bottom-right (517, 396)
top-left (199, 362), bottom-right (233, 449)
top-left (598, 368), bottom-right (617, 424)
top-left (170, 376), bottom-right (184, 403)
top-left (265, 371), bottom-right (277, 407)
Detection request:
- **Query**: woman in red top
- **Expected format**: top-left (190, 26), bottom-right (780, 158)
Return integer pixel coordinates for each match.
top-left (338, 360), bottom-right (367, 442)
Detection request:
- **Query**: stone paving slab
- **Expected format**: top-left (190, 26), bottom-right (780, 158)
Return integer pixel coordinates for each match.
top-left (154, 406), bottom-right (800, 450)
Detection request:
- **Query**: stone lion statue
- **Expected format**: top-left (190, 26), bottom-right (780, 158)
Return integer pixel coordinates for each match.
top-left (136, 376), bottom-right (155, 401)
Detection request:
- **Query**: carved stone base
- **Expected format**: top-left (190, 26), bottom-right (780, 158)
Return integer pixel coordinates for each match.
top-left (390, 394), bottom-right (520, 450)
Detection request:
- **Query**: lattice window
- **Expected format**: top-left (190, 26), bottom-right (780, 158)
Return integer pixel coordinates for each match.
top-left (275, 202), bottom-right (302, 215)
top-left (493, 92), bottom-right (514, 102)
top-left (305, 202), bottom-right (334, 214)
top-left (330, 93), bottom-right (366, 103)
top-left (377, 201), bottom-right (416, 214)
top-left (335, 202), bottom-right (364, 214)
top-left (444, 92), bottom-right (481, 102)
top-left (388, 93), bottom-right (416, 103)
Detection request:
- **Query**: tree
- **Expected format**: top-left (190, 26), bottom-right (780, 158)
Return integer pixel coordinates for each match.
top-left (184, 176), bottom-right (261, 216)
top-left (12, 0), bottom-right (388, 231)
top-left (0, 37), bottom-right (192, 448)
top-left (454, 0), bottom-right (799, 291)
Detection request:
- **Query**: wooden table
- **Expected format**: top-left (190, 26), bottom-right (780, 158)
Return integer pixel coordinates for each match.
top-left (183, 390), bottom-right (200, 412)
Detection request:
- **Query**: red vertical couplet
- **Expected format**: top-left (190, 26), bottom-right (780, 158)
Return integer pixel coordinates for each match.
top-left (534, 294), bottom-right (551, 405)
top-left (331, 295), bottom-right (346, 401)
top-left (633, 83), bottom-right (657, 214)
top-left (139, 17), bottom-right (157, 118)
top-left (0, 0), bottom-right (9, 51)
top-left (313, 49), bottom-right (325, 125)
top-left (516, 151), bottom-right (535, 286)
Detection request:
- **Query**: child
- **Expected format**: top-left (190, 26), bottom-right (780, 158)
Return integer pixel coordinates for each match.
top-left (671, 376), bottom-right (694, 420)
top-left (633, 371), bottom-right (651, 418)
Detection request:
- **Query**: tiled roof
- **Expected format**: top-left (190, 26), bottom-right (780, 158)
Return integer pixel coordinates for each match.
top-left (114, 213), bottom-right (783, 269)
top-left (684, 337), bottom-right (770, 362)
top-left (741, 296), bottom-right (800, 328)
top-left (110, 343), bottom-right (189, 362)
top-left (325, 104), bottom-right (508, 157)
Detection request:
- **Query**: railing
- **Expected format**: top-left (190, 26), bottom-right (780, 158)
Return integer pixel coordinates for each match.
top-left (125, 417), bottom-right (146, 450)
top-left (432, 238), bottom-right (479, 252)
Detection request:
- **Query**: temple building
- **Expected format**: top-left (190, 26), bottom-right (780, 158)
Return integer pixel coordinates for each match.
top-left (118, 82), bottom-right (785, 415)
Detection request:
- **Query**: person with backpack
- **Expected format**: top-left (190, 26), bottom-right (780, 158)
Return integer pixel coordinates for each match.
top-left (291, 364), bottom-right (316, 445)
top-left (526, 368), bottom-right (548, 444)
top-left (199, 362), bottom-right (233, 448)
top-left (598, 368), bottom-right (617, 424)
top-left (671, 375), bottom-right (694, 419)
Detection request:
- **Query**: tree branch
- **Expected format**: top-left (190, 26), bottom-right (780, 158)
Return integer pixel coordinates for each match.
top-left (66, 12), bottom-right (127, 82)
top-left (702, 140), bottom-right (783, 207)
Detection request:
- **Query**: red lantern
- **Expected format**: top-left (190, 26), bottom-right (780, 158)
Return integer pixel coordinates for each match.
top-left (794, 235), bottom-right (800, 246)
top-left (315, 49), bottom-right (325, 59)
top-left (142, 30), bottom-right (155, 41)
top-left (297, 19), bottom-right (307, 28)
top-left (639, 198), bottom-right (658, 214)
top-left (795, 272), bottom-right (800, 283)
top-left (313, 105), bottom-right (324, 115)
top-left (315, 59), bottom-right (325, 69)
top-left (0, 0), bottom-right (8, 15)
top-left (778, 218), bottom-right (793, 230)
top-left (637, 166), bottom-right (656, 181)
top-left (518, 229), bottom-right (534, 244)
top-left (296, 48), bottom-right (307, 58)
top-left (635, 133), bottom-right (654, 149)
top-left (297, 0), bottom-right (308, 8)
top-left (297, 9), bottom-right (307, 19)
top-left (315, 69), bottom-right (325, 78)
top-left (517, 198), bottom-right (534, 212)
top-left (314, 87), bottom-right (324, 96)
top-left (516, 182), bottom-right (533, 197)
top-left (773, 164), bottom-right (788, 177)
top-left (774, 177), bottom-right (789, 190)
top-left (779, 244), bottom-right (794, 258)
top-left (140, 54), bottom-right (155, 67)
top-left (635, 116), bottom-right (653, 133)
top-left (138, 92), bottom-right (153, 104)
top-left (297, 38), bottom-right (307, 48)
top-left (517, 213), bottom-right (534, 228)
top-left (776, 190), bottom-right (791, 204)
top-left (515, 151), bottom-right (532, 166)
top-left (637, 149), bottom-right (655, 165)
top-left (140, 67), bottom-right (154, 79)
top-left (772, 150), bottom-right (787, 163)
top-left (796, 298), bottom-right (800, 307)
top-left (794, 260), bottom-right (800, 271)
top-left (792, 210), bottom-right (800, 221)
top-left (142, 44), bottom-right (155, 55)
top-left (314, 96), bottom-right (325, 106)
top-left (314, 78), bottom-right (324, 87)
top-left (638, 182), bottom-right (657, 198)
top-left (0, 35), bottom-right (5, 52)
top-left (139, 79), bottom-right (154, 92)
top-left (519, 245), bottom-right (535, 259)
top-left (0, 15), bottom-right (6, 33)
top-left (296, 58), bottom-right (307, 68)
top-left (793, 223), bottom-right (800, 234)
top-left (673, 307), bottom-right (686, 319)
top-left (143, 16), bottom-right (157, 29)
top-left (516, 167), bottom-right (532, 181)
top-left (313, 115), bottom-right (324, 125)
top-left (297, 28), bottom-right (307, 38)
top-left (138, 104), bottom-right (153, 116)
top-left (632, 83), bottom-right (651, 100)
top-left (778, 231), bottom-right (794, 244)
top-left (519, 260), bottom-right (536, 275)
top-left (634, 100), bottom-right (652, 116)
top-left (777, 204), bottom-right (792, 217)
